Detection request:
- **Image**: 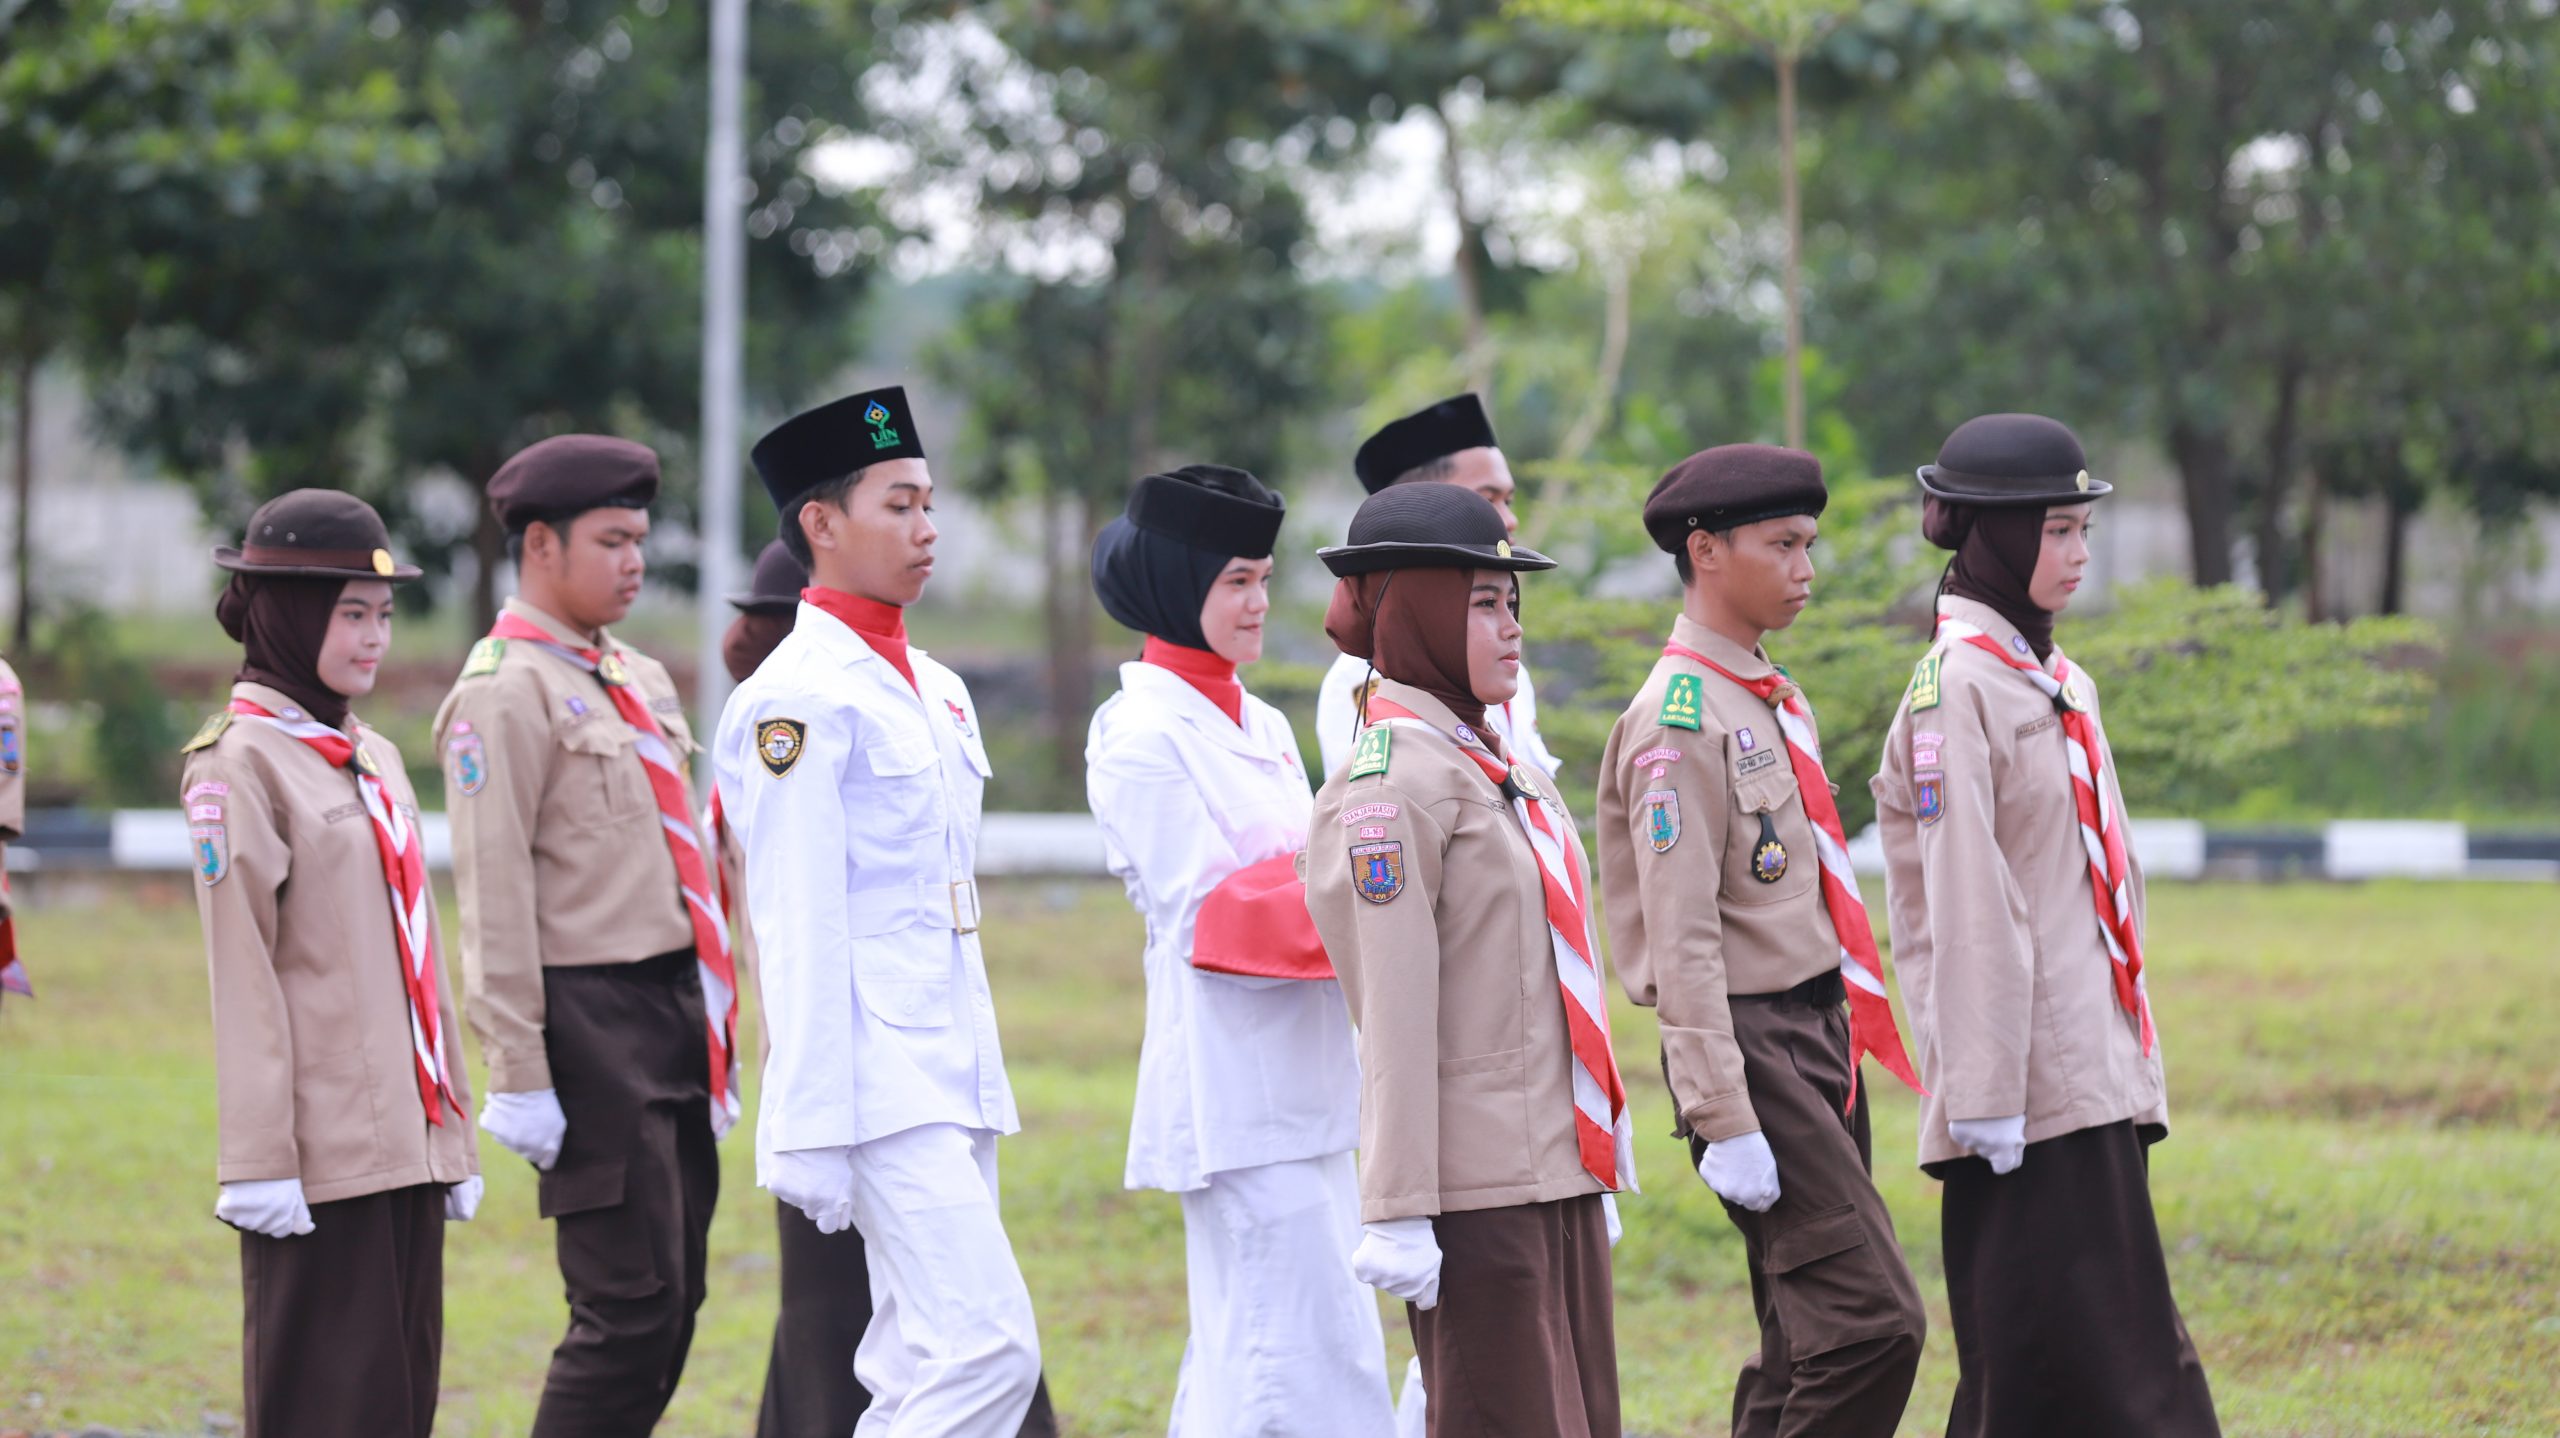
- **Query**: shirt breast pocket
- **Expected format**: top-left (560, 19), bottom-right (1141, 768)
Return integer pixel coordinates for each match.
top-left (864, 726), bottom-right (943, 839)
top-left (558, 719), bottom-right (651, 822)
top-left (1726, 767), bottom-right (1816, 905)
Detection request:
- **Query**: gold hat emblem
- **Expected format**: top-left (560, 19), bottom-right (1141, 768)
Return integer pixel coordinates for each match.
top-left (2074, 469), bottom-right (2091, 492)
top-left (371, 548), bottom-right (396, 576)
top-left (1496, 539), bottom-right (1512, 558)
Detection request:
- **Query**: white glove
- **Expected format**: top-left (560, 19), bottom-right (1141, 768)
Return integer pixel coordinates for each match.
top-left (1602, 1192), bottom-right (1623, 1248)
top-left (444, 1175), bottom-right (484, 1222)
top-left (1698, 1130), bottom-right (1782, 1213)
top-left (765, 1146), bottom-right (858, 1234)
top-left (1352, 1216), bottom-right (1443, 1310)
top-left (711, 1095), bottom-right (738, 1142)
top-left (1950, 1114), bottom-right (2028, 1175)
top-left (479, 1088), bottom-right (568, 1171)
top-left (215, 1178), bottom-right (315, 1239)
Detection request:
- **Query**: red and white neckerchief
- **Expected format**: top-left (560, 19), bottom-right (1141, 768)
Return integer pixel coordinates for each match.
top-left (489, 615), bottom-right (741, 1125)
top-left (1663, 643), bottom-right (1926, 1108)
top-left (1933, 617), bottom-right (2155, 1053)
top-left (1366, 696), bottom-right (1636, 1192)
top-left (230, 699), bottom-right (457, 1124)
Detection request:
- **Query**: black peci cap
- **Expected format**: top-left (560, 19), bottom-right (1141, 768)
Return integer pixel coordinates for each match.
top-left (1642, 444), bottom-right (1828, 553)
top-left (1916, 413), bottom-right (2112, 507)
top-left (751, 386), bottom-right (928, 516)
top-left (1352, 393), bottom-right (1499, 494)
top-left (214, 489), bottom-right (422, 581)
top-left (1318, 483), bottom-right (1554, 577)
top-left (1125, 464), bottom-right (1286, 560)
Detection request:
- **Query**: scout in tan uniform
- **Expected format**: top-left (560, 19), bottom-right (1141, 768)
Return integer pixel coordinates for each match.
top-left (1304, 482), bottom-right (1635, 1438)
top-left (1871, 413), bottom-right (2220, 1438)
top-left (1595, 445), bottom-right (1927, 1438)
top-left (181, 489), bottom-right (480, 1438)
top-left (436, 436), bottom-right (731, 1438)
top-left (0, 649), bottom-right (27, 1005)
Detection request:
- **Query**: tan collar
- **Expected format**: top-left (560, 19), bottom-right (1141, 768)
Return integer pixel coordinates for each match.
top-left (1669, 613), bottom-right (1775, 681)
top-left (229, 680), bottom-right (363, 738)
top-left (1936, 594), bottom-right (2055, 675)
top-left (502, 595), bottom-right (617, 653)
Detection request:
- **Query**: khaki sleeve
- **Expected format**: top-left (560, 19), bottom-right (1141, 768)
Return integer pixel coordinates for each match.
top-left (185, 750), bottom-right (301, 1182)
top-left (1306, 779), bottom-right (1448, 1221)
top-left (1597, 714), bottom-right (1756, 1143)
top-left (1913, 678), bottom-right (2035, 1122)
top-left (439, 674), bottom-right (555, 1093)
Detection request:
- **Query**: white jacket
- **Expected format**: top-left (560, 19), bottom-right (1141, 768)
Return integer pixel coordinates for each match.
top-left (714, 601), bottom-right (1019, 1179)
top-left (1314, 648), bottom-right (1558, 782)
top-left (1087, 662), bottom-right (1361, 1193)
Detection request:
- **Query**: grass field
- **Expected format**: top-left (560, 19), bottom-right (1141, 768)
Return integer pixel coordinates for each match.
top-left (3, 878), bottom-right (2557, 1437)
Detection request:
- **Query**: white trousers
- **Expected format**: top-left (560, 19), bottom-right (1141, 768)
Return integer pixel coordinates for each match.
top-left (850, 1123), bottom-right (1042, 1438)
top-left (1167, 1151), bottom-right (1397, 1438)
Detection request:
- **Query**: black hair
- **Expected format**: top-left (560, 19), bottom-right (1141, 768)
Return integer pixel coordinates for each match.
top-left (1391, 454), bottom-right (1459, 488)
top-left (777, 470), bottom-right (866, 569)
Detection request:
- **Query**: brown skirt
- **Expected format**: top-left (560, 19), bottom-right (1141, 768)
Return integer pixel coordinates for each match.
top-left (1939, 1120), bottom-right (2221, 1438)
top-left (1410, 1193), bottom-right (1618, 1438)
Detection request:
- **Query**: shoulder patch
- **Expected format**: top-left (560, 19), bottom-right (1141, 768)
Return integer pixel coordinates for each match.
top-left (192, 818), bottom-right (229, 885)
top-left (1351, 840), bottom-right (1404, 903)
top-left (1909, 653), bottom-right (1942, 712)
top-left (446, 722), bottom-right (489, 797)
top-left (1659, 671), bottom-right (1704, 731)
top-left (1641, 789), bottom-right (1681, 852)
top-left (756, 718), bottom-right (808, 777)
top-left (181, 710), bottom-right (234, 754)
top-left (1348, 723), bottom-right (1391, 780)
top-left (461, 637), bottom-right (506, 679)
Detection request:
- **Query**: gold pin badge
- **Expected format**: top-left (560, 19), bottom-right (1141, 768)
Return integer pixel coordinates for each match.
top-left (2075, 469), bottom-right (2092, 492)
top-left (1496, 539), bottom-right (1512, 558)
top-left (371, 548), bottom-right (396, 576)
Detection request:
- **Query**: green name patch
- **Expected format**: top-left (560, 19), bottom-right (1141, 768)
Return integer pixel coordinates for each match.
top-left (1659, 672), bottom-right (1704, 731)
top-left (1349, 723), bottom-right (1392, 780)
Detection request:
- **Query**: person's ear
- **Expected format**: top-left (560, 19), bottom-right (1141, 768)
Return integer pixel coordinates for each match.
top-left (1686, 527), bottom-right (1717, 576)
top-left (798, 497), bottom-right (835, 555)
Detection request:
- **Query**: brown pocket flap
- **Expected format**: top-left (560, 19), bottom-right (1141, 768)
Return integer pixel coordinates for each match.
top-left (537, 1159), bottom-right (626, 1219)
top-left (1732, 768), bottom-right (1798, 816)
top-left (1765, 1203), bottom-right (1865, 1274)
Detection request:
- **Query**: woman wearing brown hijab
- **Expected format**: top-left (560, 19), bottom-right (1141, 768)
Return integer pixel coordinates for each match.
top-left (1870, 415), bottom-right (2221, 1438)
top-left (1303, 483), bottom-right (1636, 1438)
top-left (182, 489), bottom-right (480, 1438)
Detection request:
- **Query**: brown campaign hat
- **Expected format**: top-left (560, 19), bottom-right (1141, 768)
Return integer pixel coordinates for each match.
top-left (1318, 482), bottom-right (1554, 577)
top-left (486, 434), bottom-right (661, 531)
top-left (1916, 413), bottom-right (2113, 507)
top-left (213, 489), bottom-right (421, 581)
top-left (1641, 443), bottom-right (1828, 553)
top-left (728, 538), bottom-right (810, 613)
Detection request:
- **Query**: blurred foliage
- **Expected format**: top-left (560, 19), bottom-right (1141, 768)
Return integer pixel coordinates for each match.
top-left (32, 605), bottom-right (186, 807)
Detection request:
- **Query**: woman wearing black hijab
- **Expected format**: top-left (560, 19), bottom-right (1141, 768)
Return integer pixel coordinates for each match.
top-left (181, 489), bottom-right (481, 1438)
top-left (1870, 415), bottom-right (2221, 1438)
top-left (1085, 465), bottom-right (1396, 1436)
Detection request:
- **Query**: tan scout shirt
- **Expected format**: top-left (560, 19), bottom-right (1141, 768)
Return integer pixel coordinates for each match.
top-left (1596, 616), bottom-right (1843, 1144)
top-left (1304, 679), bottom-right (1611, 1223)
top-left (183, 682), bottom-right (479, 1203)
top-left (1871, 595), bottom-right (2165, 1168)
top-left (433, 598), bottom-right (694, 1093)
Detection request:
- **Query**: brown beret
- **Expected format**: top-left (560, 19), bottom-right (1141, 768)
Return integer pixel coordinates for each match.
top-left (1642, 443), bottom-right (1828, 553)
top-left (487, 434), bottom-right (660, 531)
top-left (214, 488), bottom-right (422, 581)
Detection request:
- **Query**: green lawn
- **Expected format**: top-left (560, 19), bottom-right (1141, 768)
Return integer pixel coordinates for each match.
top-left (3, 879), bottom-right (2557, 1437)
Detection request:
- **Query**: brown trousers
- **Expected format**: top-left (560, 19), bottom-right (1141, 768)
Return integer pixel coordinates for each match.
top-left (755, 1199), bottom-right (1061, 1438)
top-left (1411, 1193), bottom-right (1619, 1438)
top-left (239, 1182), bottom-right (445, 1438)
top-left (531, 950), bottom-right (721, 1438)
top-left (1694, 987), bottom-right (1925, 1438)
top-left (1938, 1120), bottom-right (2221, 1438)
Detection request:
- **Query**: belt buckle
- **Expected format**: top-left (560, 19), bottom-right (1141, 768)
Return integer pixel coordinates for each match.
top-left (949, 880), bottom-right (980, 935)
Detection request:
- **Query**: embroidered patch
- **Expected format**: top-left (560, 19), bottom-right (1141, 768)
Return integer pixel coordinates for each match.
top-left (2010, 634), bottom-right (2032, 656)
top-left (1632, 746), bottom-right (1682, 769)
top-left (1340, 802), bottom-right (1401, 826)
top-left (1736, 726), bottom-right (1757, 753)
top-left (1454, 722), bottom-right (1479, 747)
top-left (1659, 673), bottom-right (1704, 731)
top-left (184, 780), bottom-right (231, 802)
top-left (1736, 749), bottom-right (1781, 777)
top-left (1913, 730), bottom-right (1946, 749)
top-left (448, 731), bottom-right (488, 797)
top-left (2016, 714), bottom-right (2059, 739)
top-left (650, 693), bottom-right (683, 714)
top-left (1916, 771), bottom-right (1946, 826)
top-left (193, 822), bottom-right (229, 886)
top-left (188, 803), bottom-right (221, 821)
top-left (1349, 724), bottom-right (1392, 780)
top-left (461, 636), bottom-right (506, 679)
top-left (756, 719), bottom-right (808, 778)
top-left (1912, 747), bottom-right (1940, 768)
top-left (0, 717), bottom-right (19, 775)
top-left (564, 695), bottom-right (591, 719)
top-left (1351, 841), bottom-right (1404, 904)
top-left (1358, 825), bottom-right (1388, 840)
top-left (1650, 765), bottom-right (1667, 779)
top-left (1642, 789), bottom-right (1681, 853)
top-left (1909, 654), bottom-right (1942, 712)
top-left (181, 710), bottom-right (233, 754)
top-left (945, 699), bottom-right (975, 738)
